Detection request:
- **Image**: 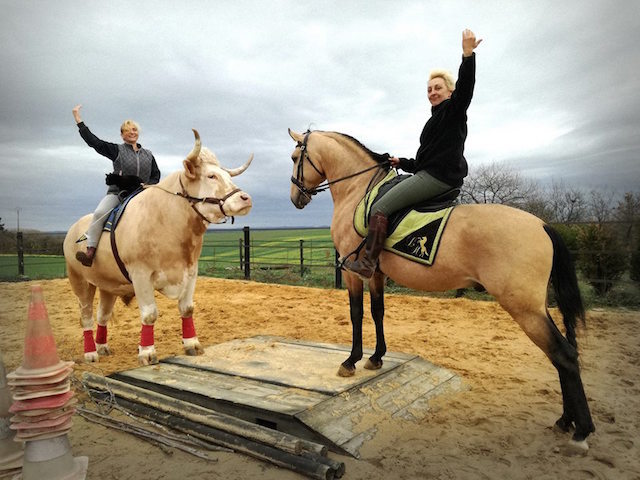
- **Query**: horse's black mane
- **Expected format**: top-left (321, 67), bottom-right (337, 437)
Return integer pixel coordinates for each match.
top-left (329, 132), bottom-right (390, 165)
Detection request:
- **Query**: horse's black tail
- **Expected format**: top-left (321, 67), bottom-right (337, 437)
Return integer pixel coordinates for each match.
top-left (544, 224), bottom-right (585, 349)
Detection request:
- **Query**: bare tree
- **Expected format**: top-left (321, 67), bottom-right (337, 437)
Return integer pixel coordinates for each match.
top-left (545, 181), bottom-right (587, 223)
top-left (460, 162), bottom-right (537, 207)
top-left (587, 190), bottom-right (616, 224)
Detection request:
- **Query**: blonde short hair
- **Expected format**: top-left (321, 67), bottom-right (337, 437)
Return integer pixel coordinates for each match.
top-left (120, 119), bottom-right (140, 133)
top-left (429, 69), bottom-right (455, 91)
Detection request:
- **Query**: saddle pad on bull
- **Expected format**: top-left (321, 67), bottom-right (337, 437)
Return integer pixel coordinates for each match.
top-left (354, 171), bottom-right (454, 266)
top-left (75, 190), bottom-right (141, 243)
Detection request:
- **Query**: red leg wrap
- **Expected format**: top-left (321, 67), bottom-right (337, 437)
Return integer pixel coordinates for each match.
top-left (182, 317), bottom-right (196, 339)
top-left (96, 324), bottom-right (107, 344)
top-left (140, 324), bottom-right (154, 347)
top-left (83, 330), bottom-right (96, 353)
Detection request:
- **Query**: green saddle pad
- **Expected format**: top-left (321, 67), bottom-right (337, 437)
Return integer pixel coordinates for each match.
top-left (354, 170), bottom-right (454, 266)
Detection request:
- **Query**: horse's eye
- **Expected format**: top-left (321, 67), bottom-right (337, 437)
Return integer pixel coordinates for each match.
top-left (208, 174), bottom-right (217, 180)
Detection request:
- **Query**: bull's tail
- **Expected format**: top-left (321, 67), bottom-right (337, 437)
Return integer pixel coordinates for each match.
top-left (544, 224), bottom-right (585, 349)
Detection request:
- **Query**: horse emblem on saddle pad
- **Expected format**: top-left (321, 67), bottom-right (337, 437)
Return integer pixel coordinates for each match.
top-left (354, 170), bottom-right (454, 266)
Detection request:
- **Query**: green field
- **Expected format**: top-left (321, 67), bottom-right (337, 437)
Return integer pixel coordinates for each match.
top-left (0, 228), bottom-right (336, 285)
top-left (0, 255), bottom-right (67, 280)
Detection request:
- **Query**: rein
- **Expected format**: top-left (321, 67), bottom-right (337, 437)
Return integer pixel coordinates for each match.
top-left (291, 130), bottom-right (390, 199)
top-left (146, 178), bottom-right (241, 224)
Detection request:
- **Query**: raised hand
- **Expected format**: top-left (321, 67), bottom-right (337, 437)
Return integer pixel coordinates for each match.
top-left (462, 29), bottom-right (482, 57)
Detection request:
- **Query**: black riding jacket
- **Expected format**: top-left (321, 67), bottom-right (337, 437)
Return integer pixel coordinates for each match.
top-left (397, 53), bottom-right (476, 188)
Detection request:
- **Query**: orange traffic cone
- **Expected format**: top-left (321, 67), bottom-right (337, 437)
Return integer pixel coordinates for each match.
top-left (6, 286), bottom-right (87, 479)
top-left (7, 286), bottom-right (73, 380)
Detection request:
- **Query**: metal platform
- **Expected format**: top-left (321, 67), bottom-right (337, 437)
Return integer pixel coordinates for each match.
top-left (109, 336), bottom-right (464, 457)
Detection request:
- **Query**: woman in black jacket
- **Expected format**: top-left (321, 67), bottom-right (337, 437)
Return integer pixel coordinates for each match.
top-left (72, 104), bottom-right (160, 266)
top-left (344, 29), bottom-right (482, 279)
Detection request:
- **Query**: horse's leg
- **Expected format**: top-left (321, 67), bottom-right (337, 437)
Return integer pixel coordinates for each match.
top-left (364, 271), bottom-right (386, 370)
top-left (505, 306), bottom-right (594, 449)
top-left (95, 290), bottom-right (117, 356)
top-left (130, 274), bottom-right (159, 365)
top-left (179, 273), bottom-right (204, 356)
top-left (68, 268), bottom-right (98, 362)
top-left (338, 273), bottom-right (364, 377)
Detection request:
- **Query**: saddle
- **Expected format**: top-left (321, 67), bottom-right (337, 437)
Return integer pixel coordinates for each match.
top-left (354, 170), bottom-right (457, 266)
top-left (76, 188), bottom-right (143, 282)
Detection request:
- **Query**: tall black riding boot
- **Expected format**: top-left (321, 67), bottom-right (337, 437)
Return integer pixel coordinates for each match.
top-left (343, 212), bottom-right (388, 280)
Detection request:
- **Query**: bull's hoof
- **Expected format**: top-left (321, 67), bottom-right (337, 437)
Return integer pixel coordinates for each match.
top-left (138, 354), bottom-right (159, 366)
top-left (183, 338), bottom-right (204, 356)
top-left (138, 346), bottom-right (158, 366)
top-left (364, 358), bottom-right (383, 370)
top-left (338, 364), bottom-right (355, 377)
top-left (96, 344), bottom-right (112, 356)
top-left (84, 351), bottom-right (99, 363)
top-left (185, 346), bottom-right (204, 356)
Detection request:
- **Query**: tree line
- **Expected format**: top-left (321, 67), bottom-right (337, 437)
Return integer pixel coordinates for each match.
top-left (459, 162), bottom-right (640, 295)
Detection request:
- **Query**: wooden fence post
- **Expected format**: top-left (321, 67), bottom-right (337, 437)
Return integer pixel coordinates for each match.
top-left (239, 238), bottom-right (243, 270)
top-left (243, 226), bottom-right (251, 280)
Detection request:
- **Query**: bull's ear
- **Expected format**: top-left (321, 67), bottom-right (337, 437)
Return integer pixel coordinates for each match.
top-left (183, 159), bottom-right (197, 179)
top-left (288, 128), bottom-right (303, 142)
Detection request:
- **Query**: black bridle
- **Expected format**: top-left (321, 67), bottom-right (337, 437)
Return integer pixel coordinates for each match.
top-left (177, 177), bottom-right (241, 224)
top-left (290, 130), bottom-right (390, 200)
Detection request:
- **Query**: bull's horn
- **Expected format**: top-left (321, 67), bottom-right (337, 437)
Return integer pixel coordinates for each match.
top-left (223, 153), bottom-right (254, 177)
top-left (185, 129), bottom-right (202, 163)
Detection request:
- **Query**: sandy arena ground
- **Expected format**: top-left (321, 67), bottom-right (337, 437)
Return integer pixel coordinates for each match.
top-left (1, 278), bottom-right (639, 479)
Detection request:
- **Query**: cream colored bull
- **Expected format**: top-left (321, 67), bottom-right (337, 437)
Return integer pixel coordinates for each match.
top-left (63, 130), bottom-right (252, 365)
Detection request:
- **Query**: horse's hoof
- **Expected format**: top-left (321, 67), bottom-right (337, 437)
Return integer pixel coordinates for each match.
top-left (84, 351), bottom-right (99, 363)
top-left (185, 347), bottom-right (203, 356)
top-left (554, 417), bottom-right (574, 433)
top-left (568, 439), bottom-right (589, 452)
top-left (555, 439), bottom-right (589, 456)
top-left (96, 344), bottom-right (111, 356)
top-left (364, 358), bottom-right (383, 370)
top-left (338, 364), bottom-right (355, 377)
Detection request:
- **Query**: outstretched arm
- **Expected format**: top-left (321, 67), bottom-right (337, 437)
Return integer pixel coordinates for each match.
top-left (72, 104), bottom-right (119, 161)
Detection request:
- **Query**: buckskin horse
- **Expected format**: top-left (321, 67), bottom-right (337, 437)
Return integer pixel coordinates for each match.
top-left (288, 128), bottom-right (594, 450)
top-left (64, 130), bottom-right (252, 365)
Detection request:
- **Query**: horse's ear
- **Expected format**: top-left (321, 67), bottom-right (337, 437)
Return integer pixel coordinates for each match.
top-left (183, 159), bottom-right (197, 179)
top-left (288, 128), bottom-right (303, 143)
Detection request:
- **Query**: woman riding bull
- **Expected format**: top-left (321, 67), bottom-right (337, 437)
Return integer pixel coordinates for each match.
top-left (72, 104), bottom-right (161, 267)
top-left (344, 28), bottom-right (482, 279)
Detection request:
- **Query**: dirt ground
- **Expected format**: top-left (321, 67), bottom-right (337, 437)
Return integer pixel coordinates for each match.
top-left (1, 278), bottom-right (639, 480)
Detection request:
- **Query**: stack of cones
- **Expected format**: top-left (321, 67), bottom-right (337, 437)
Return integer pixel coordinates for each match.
top-left (0, 350), bottom-right (23, 476)
top-left (6, 285), bottom-right (87, 480)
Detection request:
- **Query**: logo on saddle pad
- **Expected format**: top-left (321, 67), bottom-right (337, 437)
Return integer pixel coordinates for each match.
top-left (354, 170), bottom-right (454, 266)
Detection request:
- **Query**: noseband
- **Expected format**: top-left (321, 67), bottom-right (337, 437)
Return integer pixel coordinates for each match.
top-left (177, 177), bottom-right (241, 224)
top-left (291, 130), bottom-right (391, 199)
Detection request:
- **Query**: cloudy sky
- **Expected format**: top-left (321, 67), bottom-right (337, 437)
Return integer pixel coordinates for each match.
top-left (1, 0), bottom-right (639, 232)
